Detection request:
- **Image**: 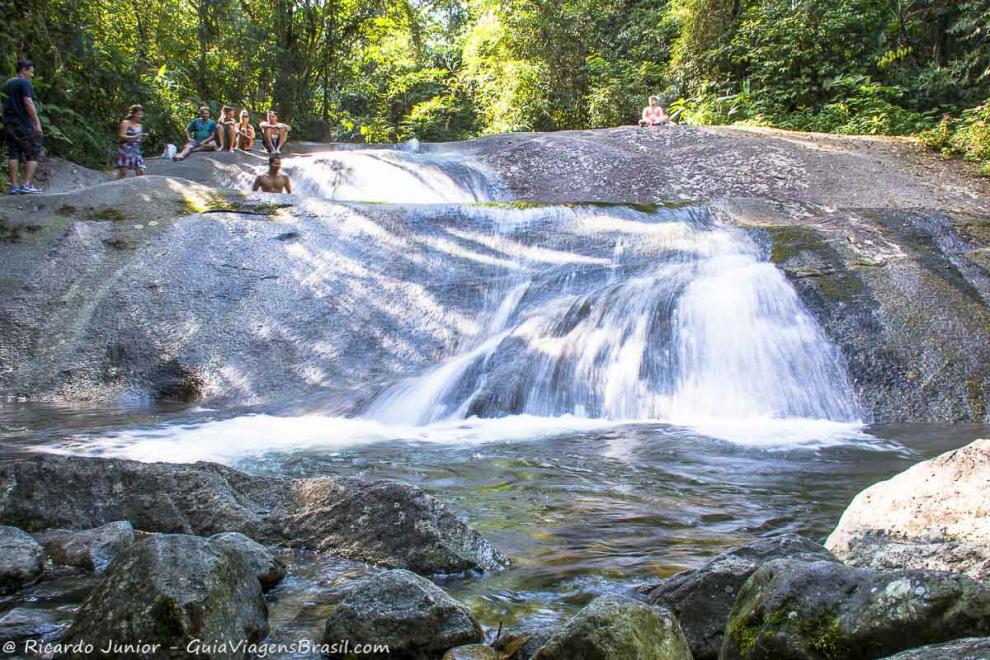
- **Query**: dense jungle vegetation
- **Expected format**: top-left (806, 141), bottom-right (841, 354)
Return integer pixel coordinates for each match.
top-left (1, 0), bottom-right (988, 172)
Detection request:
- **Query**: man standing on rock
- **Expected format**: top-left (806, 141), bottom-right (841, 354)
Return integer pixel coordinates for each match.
top-left (2, 59), bottom-right (44, 194)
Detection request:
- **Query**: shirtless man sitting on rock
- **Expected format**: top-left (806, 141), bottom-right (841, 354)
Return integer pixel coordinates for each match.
top-left (251, 156), bottom-right (292, 193)
top-left (638, 96), bottom-right (671, 126)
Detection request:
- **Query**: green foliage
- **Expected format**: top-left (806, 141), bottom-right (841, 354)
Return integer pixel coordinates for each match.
top-left (1, 0), bottom-right (990, 170)
top-left (920, 103), bottom-right (990, 175)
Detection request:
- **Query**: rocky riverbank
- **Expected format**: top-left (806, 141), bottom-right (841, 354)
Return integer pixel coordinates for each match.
top-left (1, 439), bottom-right (987, 659)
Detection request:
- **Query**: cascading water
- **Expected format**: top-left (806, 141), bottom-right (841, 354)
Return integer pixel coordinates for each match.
top-left (365, 204), bottom-right (860, 429)
top-left (285, 148), bottom-right (497, 203)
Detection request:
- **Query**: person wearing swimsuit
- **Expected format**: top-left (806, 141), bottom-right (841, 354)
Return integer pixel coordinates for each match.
top-left (116, 104), bottom-right (146, 178)
top-left (639, 96), bottom-right (671, 127)
top-left (235, 109), bottom-right (255, 151)
top-left (259, 110), bottom-right (291, 154)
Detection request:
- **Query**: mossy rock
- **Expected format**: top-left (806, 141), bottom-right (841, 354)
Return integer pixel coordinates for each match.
top-left (721, 559), bottom-right (990, 660)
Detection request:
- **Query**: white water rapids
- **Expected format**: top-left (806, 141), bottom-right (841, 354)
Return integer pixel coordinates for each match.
top-left (46, 147), bottom-right (869, 462)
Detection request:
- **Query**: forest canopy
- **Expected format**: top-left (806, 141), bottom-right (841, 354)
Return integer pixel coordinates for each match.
top-left (2, 0), bottom-right (989, 170)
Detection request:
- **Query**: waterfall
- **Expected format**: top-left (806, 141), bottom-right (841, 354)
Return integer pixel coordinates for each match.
top-left (365, 204), bottom-right (860, 427)
top-left (284, 149), bottom-right (496, 203)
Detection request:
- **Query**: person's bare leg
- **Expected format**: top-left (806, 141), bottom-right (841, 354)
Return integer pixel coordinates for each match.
top-left (277, 128), bottom-right (288, 152)
top-left (262, 131), bottom-right (274, 153)
top-left (175, 143), bottom-right (194, 160)
top-left (226, 126), bottom-right (236, 151)
top-left (22, 160), bottom-right (37, 186)
top-left (118, 168), bottom-right (128, 179)
top-left (8, 159), bottom-right (19, 188)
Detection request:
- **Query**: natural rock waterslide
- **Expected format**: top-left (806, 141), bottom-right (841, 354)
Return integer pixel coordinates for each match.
top-left (1, 127), bottom-right (990, 658)
top-left (0, 127), bottom-right (988, 423)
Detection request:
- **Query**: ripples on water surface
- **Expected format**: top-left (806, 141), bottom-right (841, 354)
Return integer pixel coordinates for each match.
top-left (1, 402), bottom-right (985, 643)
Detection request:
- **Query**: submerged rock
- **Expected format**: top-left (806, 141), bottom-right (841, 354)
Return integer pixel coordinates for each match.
top-left (0, 525), bottom-right (44, 593)
top-left (532, 594), bottom-right (692, 660)
top-left (643, 533), bottom-right (838, 660)
top-left (721, 559), bottom-right (990, 660)
top-left (33, 520), bottom-right (135, 573)
top-left (441, 644), bottom-right (500, 660)
top-left (826, 439), bottom-right (990, 581)
top-left (322, 569), bottom-right (482, 659)
top-left (209, 532), bottom-right (285, 590)
top-left (64, 534), bottom-right (268, 657)
top-left (879, 637), bottom-right (990, 659)
top-left (0, 453), bottom-right (507, 574)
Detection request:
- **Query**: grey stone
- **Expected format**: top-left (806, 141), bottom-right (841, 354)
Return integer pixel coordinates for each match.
top-left (64, 534), bottom-right (268, 658)
top-left (0, 525), bottom-right (44, 593)
top-left (209, 532), bottom-right (285, 589)
top-left (532, 594), bottom-right (692, 660)
top-left (442, 644), bottom-right (501, 660)
top-left (643, 533), bottom-right (838, 660)
top-left (0, 607), bottom-right (63, 643)
top-left (880, 637), bottom-right (990, 659)
top-left (827, 439), bottom-right (990, 581)
top-left (33, 520), bottom-right (135, 573)
top-left (322, 569), bottom-right (482, 659)
top-left (721, 559), bottom-right (990, 660)
top-left (0, 454), bottom-right (507, 575)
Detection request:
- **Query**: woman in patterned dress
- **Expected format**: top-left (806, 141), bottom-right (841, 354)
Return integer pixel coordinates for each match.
top-left (116, 105), bottom-right (146, 178)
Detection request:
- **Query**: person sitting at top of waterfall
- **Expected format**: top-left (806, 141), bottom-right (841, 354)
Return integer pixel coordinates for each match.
top-left (639, 96), bottom-right (671, 127)
top-left (259, 110), bottom-right (291, 154)
top-left (173, 106), bottom-right (219, 160)
top-left (235, 109), bottom-right (255, 151)
top-left (251, 155), bottom-right (292, 193)
top-left (217, 106), bottom-right (237, 152)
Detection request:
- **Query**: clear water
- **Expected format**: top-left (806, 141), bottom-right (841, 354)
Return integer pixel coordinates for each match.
top-left (2, 148), bottom-right (984, 655)
top-left (1, 403), bottom-right (985, 650)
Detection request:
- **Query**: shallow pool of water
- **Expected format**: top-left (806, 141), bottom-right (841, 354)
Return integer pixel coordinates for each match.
top-left (1, 402), bottom-right (985, 652)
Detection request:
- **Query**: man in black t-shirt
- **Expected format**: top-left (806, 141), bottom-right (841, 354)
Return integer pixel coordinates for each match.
top-left (2, 59), bottom-right (43, 194)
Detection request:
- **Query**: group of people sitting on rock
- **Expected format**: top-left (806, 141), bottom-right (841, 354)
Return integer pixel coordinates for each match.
top-left (172, 106), bottom-right (291, 161)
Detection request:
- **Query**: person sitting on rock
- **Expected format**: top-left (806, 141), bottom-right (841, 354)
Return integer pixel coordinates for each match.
top-left (251, 155), bottom-right (292, 193)
top-left (259, 110), bottom-right (291, 154)
top-left (235, 109), bottom-right (255, 151)
top-left (638, 96), bottom-right (671, 127)
top-left (174, 106), bottom-right (219, 161)
top-left (218, 106), bottom-right (237, 152)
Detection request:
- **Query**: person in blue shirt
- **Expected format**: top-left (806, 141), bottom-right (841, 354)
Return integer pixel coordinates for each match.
top-left (3, 59), bottom-right (44, 194)
top-left (173, 106), bottom-right (219, 161)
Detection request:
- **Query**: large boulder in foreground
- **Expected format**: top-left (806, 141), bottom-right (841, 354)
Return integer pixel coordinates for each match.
top-left (826, 439), bottom-right (990, 581)
top-left (65, 534), bottom-right (268, 657)
top-left (33, 520), bottom-right (135, 573)
top-left (643, 534), bottom-right (837, 660)
top-left (322, 569), bottom-right (482, 659)
top-left (532, 594), bottom-right (692, 660)
top-left (0, 525), bottom-right (44, 593)
top-left (209, 532), bottom-right (285, 590)
top-left (0, 453), bottom-right (507, 574)
top-left (721, 559), bottom-right (990, 660)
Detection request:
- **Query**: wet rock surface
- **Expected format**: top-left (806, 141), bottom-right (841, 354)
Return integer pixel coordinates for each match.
top-left (33, 521), bottom-right (135, 573)
top-left (721, 559), bottom-right (990, 660)
top-left (0, 525), bottom-right (44, 594)
top-left (209, 532), bottom-right (286, 590)
top-left (880, 636), bottom-right (990, 659)
top-left (531, 593), bottom-right (692, 660)
top-left (643, 533), bottom-right (838, 660)
top-left (827, 439), bottom-right (990, 580)
top-left (322, 568), bottom-right (483, 659)
top-left (0, 454), bottom-right (508, 574)
top-left (64, 534), bottom-right (268, 657)
top-left (0, 128), bottom-right (987, 421)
